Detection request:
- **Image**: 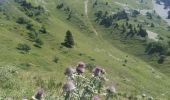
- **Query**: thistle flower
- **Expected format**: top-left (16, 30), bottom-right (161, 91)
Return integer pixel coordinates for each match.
top-left (32, 88), bottom-right (44, 100)
top-left (64, 67), bottom-right (75, 76)
top-left (63, 80), bottom-right (76, 92)
top-left (78, 61), bottom-right (86, 67)
top-left (93, 66), bottom-right (105, 76)
top-left (76, 62), bottom-right (86, 74)
top-left (92, 96), bottom-right (100, 100)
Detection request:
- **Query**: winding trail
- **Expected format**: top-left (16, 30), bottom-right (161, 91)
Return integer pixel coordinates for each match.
top-left (84, 0), bottom-right (98, 36)
top-left (84, 0), bottom-right (124, 61)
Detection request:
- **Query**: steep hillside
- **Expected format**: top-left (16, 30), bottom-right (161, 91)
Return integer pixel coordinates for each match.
top-left (0, 0), bottom-right (170, 99)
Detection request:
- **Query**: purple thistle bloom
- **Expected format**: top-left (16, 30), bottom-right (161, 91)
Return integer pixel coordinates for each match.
top-left (35, 89), bottom-right (44, 99)
top-left (63, 80), bottom-right (76, 92)
top-left (77, 61), bottom-right (86, 68)
top-left (92, 96), bottom-right (100, 100)
top-left (76, 62), bottom-right (86, 74)
top-left (93, 66), bottom-right (105, 76)
top-left (64, 67), bottom-right (75, 76)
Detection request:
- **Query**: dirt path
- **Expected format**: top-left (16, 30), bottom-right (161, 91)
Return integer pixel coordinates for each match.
top-left (84, 0), bottom-right (124, 61)
top-left (84, 0), bottom-right (98, 36)
top-left (147, 30), bottom-right (158, 41)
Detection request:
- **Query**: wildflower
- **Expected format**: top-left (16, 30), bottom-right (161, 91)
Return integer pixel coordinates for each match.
top-left (63, 80), bottom-right (76, 92)
top-left (78, 61), bottom-right (86, 67)
top-left (64, 67), bottom-right (75, 76)
top-left (32, 88), bottom-right (44, 100)
top-left (93, 66), bottom-right (105, 76)
top-left (92, 96), bottom-right (100, 100)
top-left (76, 62), bottom-right (86, 74)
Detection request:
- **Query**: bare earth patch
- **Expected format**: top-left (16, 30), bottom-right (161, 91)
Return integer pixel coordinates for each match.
top-left (147, 30), bottom-right (158, 41)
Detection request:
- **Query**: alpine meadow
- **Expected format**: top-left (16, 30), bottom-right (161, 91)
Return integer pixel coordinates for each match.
top-left (0, 0), bottom-right (170, 99)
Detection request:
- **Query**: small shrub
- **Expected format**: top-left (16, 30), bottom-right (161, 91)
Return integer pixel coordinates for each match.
top-left (17, 43), bottom-right (31, 53)
top-left (19, 63), bottom-right (31, 70)
top-left (27, 31), bottom-right (38, 40)
top-left (57, 3), bottom-right (64, 9)
top-left (16, 17), bottom-right (29, 24)
top-left (39, 26), bottom-right (47, 34)
top-left (34, 38), bottom-right (44, 48)
top-left (26, 23), bottom-right (34, 31)
top-left (158, 55), bottom-right (166, 64)
top-left (53, 56), bottom-right (59, 63)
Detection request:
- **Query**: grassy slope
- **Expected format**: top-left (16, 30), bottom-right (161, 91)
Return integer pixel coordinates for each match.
top-left (0, 0), bottom-right (170, 99)
top-left (88, 0), bottom-right (170, 76)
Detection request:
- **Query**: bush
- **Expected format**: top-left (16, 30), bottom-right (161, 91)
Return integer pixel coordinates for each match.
top-left (158, 55), bottom-right (166, 64)
top-left (17, 43), bottom-right (31, 53)
top-left (53, 56), bottom-right (59, 63)
top-left (145, 41), bottom-right (169, 55)
top-left (16, 17), bottom-right (29, 24)
top-left (27, 31), bottom-right (38, 40)
top-left (57, 3), bottom-right (64, 9)
top-left (132, 10), bottom-right (140, 17)
top-left (39, 26), bottom-right (47, 34)
top-left (15, 0), bottom-right (45, 17)
top-left (34, 38), bottom-right (44, 48)
top-left (26, 23), bottom-right (34, 31)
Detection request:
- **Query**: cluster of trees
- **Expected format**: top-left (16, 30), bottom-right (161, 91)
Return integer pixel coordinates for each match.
top-left (14, 0), bottom-right (47, 23)
top-left (145, 41), bottom-right (170, 63)
top-left (16, 17), bottom-right (47, 48)
top-left (95, 10), bottom-right (148, 37)
top-left (146, 12), bottom-right (152, 19)
top-left (122, 23), bottom-right (148, 37)
top-left (14, 0), bottom-right (45, 17)
top-left (145, 41), bottom-right (169, 55)
top-left (131, 10), bottom-right (140, 17)
top-left (95, 10), bottom-right (128, 28)
top-left (56, 3), bottom-right (72, 20)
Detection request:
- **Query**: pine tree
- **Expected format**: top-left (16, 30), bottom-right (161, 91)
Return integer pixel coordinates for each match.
top-left (63, 30), bottom-right (74, 48)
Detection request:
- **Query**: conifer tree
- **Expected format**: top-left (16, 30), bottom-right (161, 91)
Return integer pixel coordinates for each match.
top-left (63, 30), bottom-right (74, 48)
